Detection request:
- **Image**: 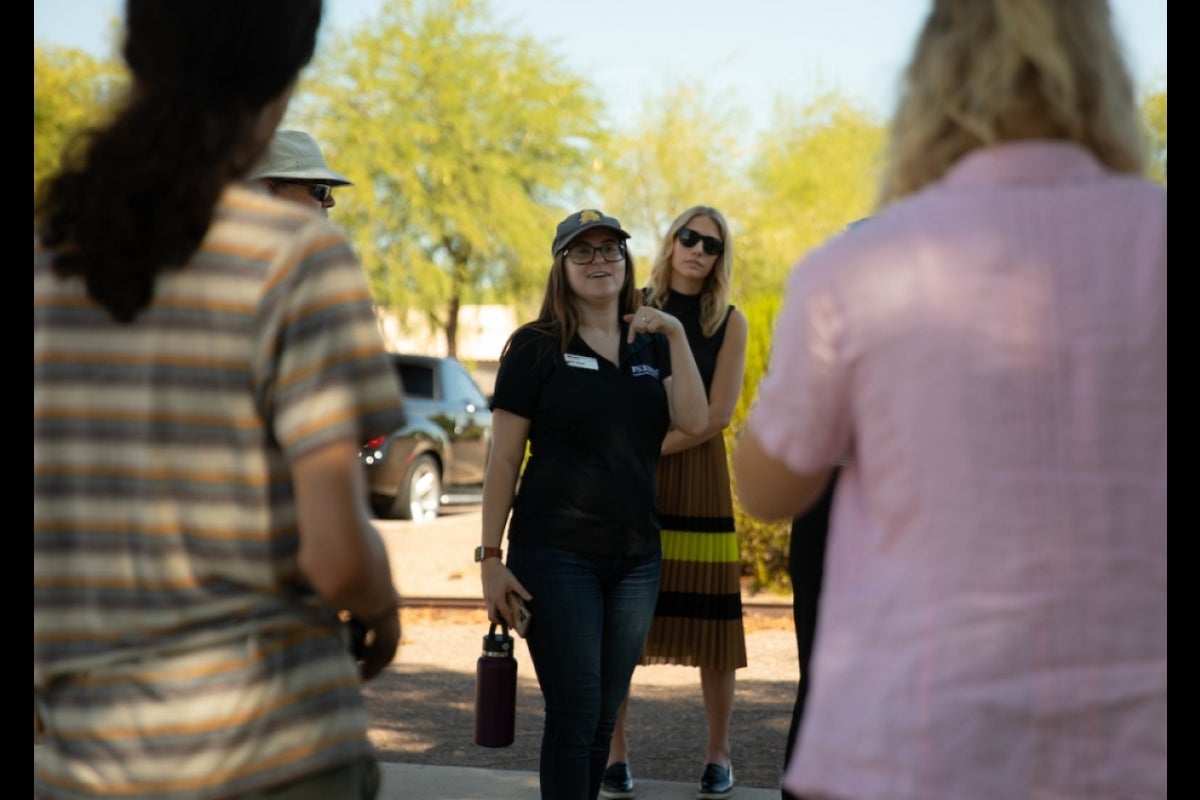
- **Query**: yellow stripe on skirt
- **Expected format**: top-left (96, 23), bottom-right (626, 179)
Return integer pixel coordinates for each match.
top-left (640, 434), bottom-right (747, 671)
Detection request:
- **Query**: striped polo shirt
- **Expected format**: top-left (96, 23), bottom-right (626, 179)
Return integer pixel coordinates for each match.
top-left (34, 184), bottom-right (403, 799)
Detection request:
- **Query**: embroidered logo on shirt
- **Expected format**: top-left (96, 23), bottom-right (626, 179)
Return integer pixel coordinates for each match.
top-left (631, 364), bottom-right (660, 379)
top-left (565, 353), bottom-right (599, 370)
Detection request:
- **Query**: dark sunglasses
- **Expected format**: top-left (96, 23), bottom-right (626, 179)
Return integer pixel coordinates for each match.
top-left (676, 226), bottom-right (724, 256)
top-left (276, 181), bottom-right (333, 203)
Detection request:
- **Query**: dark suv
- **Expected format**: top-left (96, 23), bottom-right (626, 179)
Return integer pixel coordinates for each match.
top-left (360, 354), bottom-right (493, 521)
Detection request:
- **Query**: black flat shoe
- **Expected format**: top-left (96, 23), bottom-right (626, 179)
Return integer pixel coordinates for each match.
top-left (599, 761), bottom-right (635, 799)
top-left (697, 762), bottom-right (734, 799)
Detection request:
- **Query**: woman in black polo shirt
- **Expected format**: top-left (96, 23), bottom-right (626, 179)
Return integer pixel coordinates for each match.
top-left (479, 209), bottom-right (708, 800)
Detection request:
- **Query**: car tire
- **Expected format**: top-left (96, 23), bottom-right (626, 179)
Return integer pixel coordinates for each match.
top-left (394, 453), bottom-right (441, 522)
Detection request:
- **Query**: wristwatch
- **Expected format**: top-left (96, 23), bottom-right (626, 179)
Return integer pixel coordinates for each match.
top-left (474, 545), bottom-right (503, 562)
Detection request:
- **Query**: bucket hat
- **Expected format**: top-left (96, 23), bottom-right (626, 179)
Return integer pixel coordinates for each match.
top-left (248, 130), bottom-right (352, 185)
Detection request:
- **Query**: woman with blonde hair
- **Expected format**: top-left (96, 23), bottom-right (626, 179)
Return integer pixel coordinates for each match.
top-left (735, 1), bottom-right (1166, 798)
top-left (603, 205), bottom-right (748, 800)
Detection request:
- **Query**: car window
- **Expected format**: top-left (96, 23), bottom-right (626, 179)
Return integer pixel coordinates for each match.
top-left (396, 362), bottom-right (435, 399)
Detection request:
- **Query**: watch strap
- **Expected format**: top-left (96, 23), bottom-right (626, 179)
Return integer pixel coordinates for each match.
top-left (475, 545), bottom-right (503, 562)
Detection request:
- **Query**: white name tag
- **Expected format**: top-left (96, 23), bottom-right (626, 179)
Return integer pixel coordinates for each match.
top-left (565, 353), bottom-right (599, 370)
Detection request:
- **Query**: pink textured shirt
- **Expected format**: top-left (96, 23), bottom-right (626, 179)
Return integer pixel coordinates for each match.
top-left (749, 142), bottom-right (1166, 799)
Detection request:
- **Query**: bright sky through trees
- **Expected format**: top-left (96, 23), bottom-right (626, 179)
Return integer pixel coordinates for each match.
top-left (34, 0), bottom-right (1166, 130)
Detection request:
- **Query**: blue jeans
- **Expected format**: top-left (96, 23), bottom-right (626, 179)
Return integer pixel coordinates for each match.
top-left (508, 544), bottom-right (662, 800)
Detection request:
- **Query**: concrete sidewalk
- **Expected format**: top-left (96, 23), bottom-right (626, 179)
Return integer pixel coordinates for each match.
top-left (29, 753), bottom-right (781, 800)
top-left (378, 762), bottom-right (783, 799)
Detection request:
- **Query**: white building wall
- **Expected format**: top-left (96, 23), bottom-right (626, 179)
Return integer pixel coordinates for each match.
top-left (375, 305), bottom-right (517, 364)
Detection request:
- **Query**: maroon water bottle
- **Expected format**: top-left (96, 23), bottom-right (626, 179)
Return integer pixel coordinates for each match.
top-left (473, 622), bottom-right (517, 748)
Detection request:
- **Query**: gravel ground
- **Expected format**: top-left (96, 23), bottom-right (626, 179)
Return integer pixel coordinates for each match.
top-left (368, 507), bottom-right (801, 791)
top-left (365, 605), bottom-right (799, 791)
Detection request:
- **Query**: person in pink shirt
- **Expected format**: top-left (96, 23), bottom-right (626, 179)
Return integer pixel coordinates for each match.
top-left (733, 1), bottom-right (1167, 798)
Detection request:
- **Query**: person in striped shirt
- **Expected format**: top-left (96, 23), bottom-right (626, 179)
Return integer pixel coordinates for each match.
top-left (34, 2), bottom-right (405, 798)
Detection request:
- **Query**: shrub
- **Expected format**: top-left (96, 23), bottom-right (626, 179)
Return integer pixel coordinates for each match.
top-left (729, 292), bottom-right (795, 593)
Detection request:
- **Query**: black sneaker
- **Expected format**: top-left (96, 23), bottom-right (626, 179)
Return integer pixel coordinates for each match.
top-left (599, 761), bottom-right (635, 799)
top-left (697, 762), bottom-right (734, 799)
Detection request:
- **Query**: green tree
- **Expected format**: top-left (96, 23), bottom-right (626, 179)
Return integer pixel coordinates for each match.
top-left (600, 84), bottom-right (752, 259)
top-left (33, 45), bottom-right (125, 205)
top-left (1140, 79), bottom-right (1166, 184)
top-left (728, 96), bottom-right (884, 590)
top-left (294, 0), bottom-right (609, 355)
top-left (727, 292), bottom-right (795, 593)
top-left (740, 93), bottom-right (884, 298)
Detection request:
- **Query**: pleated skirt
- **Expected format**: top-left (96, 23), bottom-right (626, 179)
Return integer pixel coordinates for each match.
top-left (640, 433), bottom-right (747, 670)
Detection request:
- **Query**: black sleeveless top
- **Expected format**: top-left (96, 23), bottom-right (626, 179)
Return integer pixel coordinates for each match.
top-left (652, 290), bottom-right (732, 396)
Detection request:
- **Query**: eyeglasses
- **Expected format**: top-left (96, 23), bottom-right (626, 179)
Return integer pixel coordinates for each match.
top-left (275, 181), bottom-right (333, 203)
top-left (676, 227), bottom-right (724, 256)
top-left (564, 242), bottom-right (626, 265)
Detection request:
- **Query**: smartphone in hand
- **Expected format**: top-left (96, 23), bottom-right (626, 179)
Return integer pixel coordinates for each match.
top-left (507, 592), bottom-right (532, 638)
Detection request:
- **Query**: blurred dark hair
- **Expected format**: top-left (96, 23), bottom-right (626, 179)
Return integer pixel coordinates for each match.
top-left (34, 0), bottom-right (323, 323)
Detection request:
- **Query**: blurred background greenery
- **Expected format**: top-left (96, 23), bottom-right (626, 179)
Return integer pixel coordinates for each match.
top-left (34, 0), bottom-right (1166, 592)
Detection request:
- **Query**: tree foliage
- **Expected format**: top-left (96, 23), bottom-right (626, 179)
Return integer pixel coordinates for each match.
top-left (33, 45), bottom-right (125, 206)
top-left (724, 292), bottom-right (794, 592)
top-left (292, 0), bottom-right (610, 355)
top-left (600, 85), bottom-right (752, 260)
top-left (719, 97), bottom-right (883, 590)
top-left (1140, 79), bottom-right (1167, 184)
top-left (739, 93), bottom-right (884, 298)
top-left (31, 19), bottom-right (1166, 591)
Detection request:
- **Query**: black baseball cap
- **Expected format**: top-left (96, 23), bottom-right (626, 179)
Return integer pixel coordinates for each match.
top-left (551, 209), bottom-right (630, 257)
